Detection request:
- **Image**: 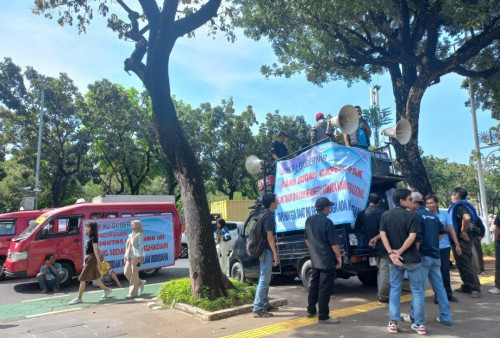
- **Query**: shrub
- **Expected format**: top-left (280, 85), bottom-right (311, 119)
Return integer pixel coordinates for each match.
top-left (158, 278), bottom-right (256, 312)
top-left (482, 243), bottom-right (496, 256)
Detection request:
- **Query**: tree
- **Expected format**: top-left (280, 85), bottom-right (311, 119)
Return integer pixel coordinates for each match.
top-left (362, 107), bottom-right (392, 148)
top-left (236, 0), bottom-right (500, 196)
top-left (33, 0), bottom-right (235, 298)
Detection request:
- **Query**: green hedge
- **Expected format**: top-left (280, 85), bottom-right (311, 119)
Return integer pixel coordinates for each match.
top-left (158, 278), bottom-right (256, 312)
top-left (482, 243), bottom-right (496, 256)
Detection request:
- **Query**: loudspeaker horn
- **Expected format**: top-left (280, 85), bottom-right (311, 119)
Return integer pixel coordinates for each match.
top-left (381, 118), bottom-right (412, 145)
top-left (330, 105), bottom-right (359, 135)
top-left (245, 155), bottom-right (263, 175)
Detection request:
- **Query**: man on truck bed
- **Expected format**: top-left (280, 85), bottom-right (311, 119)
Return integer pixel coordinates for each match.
top-left (305, 197), bottom-right (342, 324)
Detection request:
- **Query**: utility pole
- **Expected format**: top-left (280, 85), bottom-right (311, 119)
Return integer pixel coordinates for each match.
top-left (34, 87), bottom-right (45, 210)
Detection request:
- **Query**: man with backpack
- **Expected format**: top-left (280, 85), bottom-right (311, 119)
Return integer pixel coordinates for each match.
top-left (252, 193), bottom-right (280, 318)
top-left (448, 187), bottom-right (482, 298)
top-left (305, 197), bottom-right (342, 324)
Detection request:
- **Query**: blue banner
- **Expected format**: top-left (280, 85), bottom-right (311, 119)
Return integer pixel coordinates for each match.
top-left (83, 215), bottom-right (174, 274)
top-left (274, 142), bottom-right (372, 232)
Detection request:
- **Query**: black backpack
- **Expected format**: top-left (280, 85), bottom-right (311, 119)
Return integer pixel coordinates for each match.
top-left (246, 212), bottom-right (268, 258)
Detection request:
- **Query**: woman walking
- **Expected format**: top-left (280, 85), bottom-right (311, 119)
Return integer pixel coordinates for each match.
top-left (124, 220), bottom-right (146, 298)
top-left (69, 221), bottom-right (112, 304)
top-left (215, 218), bottom-right (231, 275)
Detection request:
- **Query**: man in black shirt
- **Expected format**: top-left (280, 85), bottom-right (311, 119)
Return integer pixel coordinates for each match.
top-left (270, 131), bottom-right (288, 161)
top-left (448, 187), bottom-right (481, 297)
top-left (380, 189), bottom-right (426, 335)
top-left (355, 193), bottom-right (389, 304)
top-left (305, 197), bottom-right (342, 324)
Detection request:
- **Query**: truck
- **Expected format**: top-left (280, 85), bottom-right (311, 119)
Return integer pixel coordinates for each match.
top-left (5, 201), bottom-right (183, 285)
top-left (229, 142), bottom-right (403, 289)
top-left (210, 200), bottom-right (256, 222)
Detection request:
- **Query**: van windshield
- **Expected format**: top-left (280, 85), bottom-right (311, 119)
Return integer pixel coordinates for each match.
top-left (15, 217), bottom-right (44, 240)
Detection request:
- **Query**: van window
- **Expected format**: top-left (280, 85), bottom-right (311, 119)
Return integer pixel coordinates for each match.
top-left (122, 213), bottom-right (132, 217)
top-left (134, 212), bottom-right (168, 217)
top-left (0, 219), bottom-right (15, 235)
top-left (106, 213), bottom-right (118, 218)
top-left (226, 222), bottom-right (238, 231)
top-left (91, 213), bottom-right (103, 219)
top-left (39, 216), bottom-right (81, 239)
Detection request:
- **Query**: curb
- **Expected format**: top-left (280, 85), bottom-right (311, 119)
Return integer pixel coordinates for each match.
top-left (149, 297), bottom-right (288, 321)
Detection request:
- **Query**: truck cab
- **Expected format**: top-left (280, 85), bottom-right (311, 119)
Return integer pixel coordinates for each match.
top-left (229, 146), bottom-right (404, 289)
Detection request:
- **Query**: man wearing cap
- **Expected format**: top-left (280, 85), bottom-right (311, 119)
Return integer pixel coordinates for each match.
top-left (310, 112), bottom-right (335, 145)
top-left (343, 106), bottom-right (371, 149)
top-left (271, 131), bottom-right (288, 161)
top-left (408, 191), bottom-right (452, 327)
top-left (304, 197), bottom-right (342, 324)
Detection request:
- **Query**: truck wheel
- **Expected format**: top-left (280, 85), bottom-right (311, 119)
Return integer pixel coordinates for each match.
top-left (230, 262), bottom-right (245, 282)
top-left (357, 270), bottom-right (378, 286)
top-left (58, 262), bottom-right (74, 286)
top-left (139, 268), bottom-right (160, 278)
top-left (0, 259), bottom-right (6, 281)
top-left (179, 244), bottom-right (188, 259)
top-left (300, 260), bottom-right (312, 290)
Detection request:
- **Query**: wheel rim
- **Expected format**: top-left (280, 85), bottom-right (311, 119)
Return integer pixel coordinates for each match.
top-left (180, 245), bottom-right (188, 258)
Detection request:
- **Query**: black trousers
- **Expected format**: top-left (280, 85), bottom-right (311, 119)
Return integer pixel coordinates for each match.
top-left (472, 236), bottom-right (485, 272)
top-left (439, 248), bottom-right (453, 298)
top-left (307, 268), bottom-right (335, 320)
top-left (451, 238), bottom-right (481, 292)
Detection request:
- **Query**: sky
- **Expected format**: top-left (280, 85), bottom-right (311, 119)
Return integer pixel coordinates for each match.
top-left (1, 1), bottom-right (497, 165)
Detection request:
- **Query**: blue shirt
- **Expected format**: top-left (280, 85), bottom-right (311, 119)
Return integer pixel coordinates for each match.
top-left (39, 262), bottom-right (62, 280)
top-left (436, 210), bottom-right (453, 249)
top-left (356, 119), bottom-right (370, 148)
top-left (415, 206), bottom-right (446, 259)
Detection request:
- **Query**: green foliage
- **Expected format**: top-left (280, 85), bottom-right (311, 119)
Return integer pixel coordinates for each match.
top-left (158, 277), bottom-right (256, 312)
top-left (482, 242), bottom-right (496, 256)
top-left (362, 106), bottom-right (392, 148)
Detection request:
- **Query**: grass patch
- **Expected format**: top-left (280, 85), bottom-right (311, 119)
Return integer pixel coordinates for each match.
top-left (158, 278), bottom-right (256, 312)
top-left (482, 242), bottom-right (496, 256)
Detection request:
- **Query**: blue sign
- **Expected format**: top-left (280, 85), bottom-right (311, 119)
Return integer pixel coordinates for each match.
top-left (274, 142), bottom-right (372, 232)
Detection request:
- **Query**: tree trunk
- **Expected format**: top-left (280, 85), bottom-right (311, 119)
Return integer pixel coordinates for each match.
top-left (146, 39), bottom-right (232, 299)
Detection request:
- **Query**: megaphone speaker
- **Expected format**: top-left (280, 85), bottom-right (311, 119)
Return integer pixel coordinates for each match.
top-left (245, 155), bottom-right (263, 175)
top-left (330, 104), bottom-right (359, 135)
top-left (381, 118), bottom-right (412, 145)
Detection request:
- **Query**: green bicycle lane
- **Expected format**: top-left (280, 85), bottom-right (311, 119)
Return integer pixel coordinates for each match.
top-left (0, 283), bottom-right (162, 322)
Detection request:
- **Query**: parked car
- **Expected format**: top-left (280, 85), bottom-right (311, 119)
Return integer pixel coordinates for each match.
top-left (179, 221), bottom-right (244, 259)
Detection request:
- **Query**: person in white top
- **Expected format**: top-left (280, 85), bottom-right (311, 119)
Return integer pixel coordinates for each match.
top-left (124, 220), bottom-right (146, 298)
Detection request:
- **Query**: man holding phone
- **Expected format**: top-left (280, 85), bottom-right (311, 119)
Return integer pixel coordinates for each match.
top-left (36, 254), bottom-right (65, 293)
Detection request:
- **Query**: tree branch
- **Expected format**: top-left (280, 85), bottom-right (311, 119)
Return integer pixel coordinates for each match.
top-left (454, 66), bottom-right (498, 79)
top-left (174, 0), bottom-right (222, 38)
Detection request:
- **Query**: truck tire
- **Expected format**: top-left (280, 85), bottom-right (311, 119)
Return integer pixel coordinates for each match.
top-left (300, 260), bottom-right (313, 290)
top-left (58, 261), bottom-right (74, 286)
top-left (0, 258), bottom-right (6, 281)
top-left (357, 270), bottom-right (378, 286)
top-left (139, 268), bottom-right (160, 278)
top-left (179, 244), bottom-right (188, 259)
top-left (230, 262), bottom-right (245, 282)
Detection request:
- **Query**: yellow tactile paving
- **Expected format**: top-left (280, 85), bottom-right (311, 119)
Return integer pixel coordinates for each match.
top-left (220, 275), bottom-right (495, 338)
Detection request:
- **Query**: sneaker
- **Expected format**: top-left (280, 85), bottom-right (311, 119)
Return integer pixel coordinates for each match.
top-left (435, 317), bottom-right (452, 326)
top-left (378, 298), bottom-right (389, 305)
top-left (102, 288), bottom-right (112, 298)
top-left (471, 291), bottom-right (481, 298)
top-left (306, 312), bottom-right (317, 318)
top-left (125, 294), bottom-right (135, 299)
top-left (253, 310), bottom-right (273, 318)
top-left (411, 323), bottom-right (426, 335)
top-left (488, 287), bottom-right (500, 294)
top-left (69, 298), bottom-right (82, 305)
top-left (318, 317), bottom-right (340, 324)
top-left (387, 322), bottom-right (398, 334)
top-left (448, 295), bottom-right (459, 302)
top-left (400, 314), bottom-right (413, 323)
top-left (265, 304), bottom-right (279, 312)
top-left (139, 280), bottom-right (146, 294)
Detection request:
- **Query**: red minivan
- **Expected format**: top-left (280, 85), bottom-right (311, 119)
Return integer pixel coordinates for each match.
top-left (0, 210), bottom-right (45, 280)
top-left (5, 202), bottom-right (182, 285)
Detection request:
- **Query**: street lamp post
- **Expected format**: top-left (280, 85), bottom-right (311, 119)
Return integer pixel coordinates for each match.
top-left (34, 87), bottom-right (45, 210)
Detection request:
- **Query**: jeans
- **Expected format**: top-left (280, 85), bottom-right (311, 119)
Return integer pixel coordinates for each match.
top-left (307, 268), bottom-right (335, 320)
top-left (389, 263), bottom-right (425, 325)
top-left (451, 238), bottom-right (481, 292)
top-left (36, 272), bottom-right (64, 291)
top-left (496, 242), bottom-right (500, 288)
top-left (376, 256), bottom-right (390, 301)
top-left (419, 256), bottom-right (452, 324)
top-left (253, 249), bottom-right (273, 312)
top-left (439, 248), bottom-right (453, 298)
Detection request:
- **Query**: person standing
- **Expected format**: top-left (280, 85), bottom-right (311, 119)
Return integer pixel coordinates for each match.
top-left (409, 192), bottom-right (452, 326)
top-left (215, 218), bottom-right (231, 275)
top-left (305, 197), bottom-right (342, 324)
top-left (379, 189), bottom-right (425, 335)
top-left (270, 131), bottom-right (288, 161)
top-left (355, 193), bottom-right (389, 304)
top-left (448, 187), bottom-right (482, 298)
top-left (36, 254), bottom-right (65, 293)
top-left (124, 220), bottom-right (146, 298)
top-left (69, 222), bottom-right (112, 304)
top-left (343, 106), bottom-right (371, 149)
top-left (424, 195), bottom-right (461, 303)
top-left (253, 193), bottom-right (280, 318)
top-left (310, 112), bottom-right (335, 145)
top-left (488, 211), bottom-right (500, 294)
